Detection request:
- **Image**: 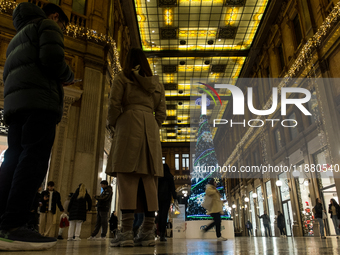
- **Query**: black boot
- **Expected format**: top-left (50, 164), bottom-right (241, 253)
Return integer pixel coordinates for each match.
top-left (57, 235), bottom-right (63, 240)
top-left (160, 232), bottom-right (167, 241)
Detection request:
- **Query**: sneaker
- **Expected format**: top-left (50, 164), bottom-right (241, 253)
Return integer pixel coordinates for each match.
top-left (217, 236), bottom-right (228, 241)
top-left (57, 235), bottom-right (63, 240)
top-left (321, 236), bottom-right (326, 239)
top-left (0, 226), bottom-right (57, 251)
top-left (134, 229), bottom-right (155, 247)
top-left (87, 236), bottom-right (96, 240)
top-left (96, 237), bottom-right (106, 241)
top-left (67, 238), bottom-right (73, 241)
top-left (74, 237), bottom-right (81, 241)
top-left (110, 231), bottom-right (134, 247)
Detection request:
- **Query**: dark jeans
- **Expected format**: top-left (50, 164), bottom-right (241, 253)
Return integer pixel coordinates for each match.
top-left (158, 199), bottom-right (171, 233)
top-left (0, 111), bottom-right (57, 229)
top-left (92, 211), bottom-right (109, 237)
top-left (133, 213), bottom-right (144, 229)
top-left (204, 213), bottom-right (221, 238)
top-left (248, 228), bottom-right (253, 236)
top-left (279, 227), bottom-right (286, 235)
top-left (264, 224), bottom-right (271, 237)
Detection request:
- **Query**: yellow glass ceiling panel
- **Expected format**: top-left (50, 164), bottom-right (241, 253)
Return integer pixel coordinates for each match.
top-left (135, 0), bottom-right (269, 51)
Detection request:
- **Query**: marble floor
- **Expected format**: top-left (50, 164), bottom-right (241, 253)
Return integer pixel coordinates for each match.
top-left (2, 237), bottom-right (340, 255)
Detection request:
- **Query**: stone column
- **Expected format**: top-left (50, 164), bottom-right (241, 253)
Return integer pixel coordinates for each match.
top-left (47, 87), bottom-right (83, 237)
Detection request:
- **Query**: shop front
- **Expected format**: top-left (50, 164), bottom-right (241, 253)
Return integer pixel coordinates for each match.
top-left (314, 148), bottom-right (338, 236)
top-left (278, 172), bottom-right (294, 237)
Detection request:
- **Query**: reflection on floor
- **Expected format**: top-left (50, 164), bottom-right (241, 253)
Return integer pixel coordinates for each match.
top-left (3, 237), bottom-right (340, 255)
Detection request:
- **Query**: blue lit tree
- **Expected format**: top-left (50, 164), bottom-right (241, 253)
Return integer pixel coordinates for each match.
top-left (187, 113), bottom-right (230, 220)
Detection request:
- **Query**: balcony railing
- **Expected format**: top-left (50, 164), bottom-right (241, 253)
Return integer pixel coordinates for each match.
top-left (70, 11), bottom-right (86, 28)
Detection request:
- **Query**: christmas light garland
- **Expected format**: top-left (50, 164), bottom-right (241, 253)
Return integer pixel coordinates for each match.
top-left (0, 0), bottom-right (122, 76)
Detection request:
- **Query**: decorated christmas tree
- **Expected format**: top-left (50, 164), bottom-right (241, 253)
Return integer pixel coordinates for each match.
top-left (302, 201), bottom-right (314, 236)
top-left (187, 113), bottom-right (230, 220)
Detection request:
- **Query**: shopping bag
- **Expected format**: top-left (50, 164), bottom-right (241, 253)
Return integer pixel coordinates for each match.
top-left (322, 211), bottom-right (327, 220)
top-left (59, 213), bottom-right (69, 228)
top-left (171, 200), bottom-right (180, 218)
top-left (201, 195), bottom-right (212, 211)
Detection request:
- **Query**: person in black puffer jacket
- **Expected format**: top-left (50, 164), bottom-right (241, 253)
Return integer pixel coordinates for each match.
top-left (67, 184), bottom-right (92, 241)
top-left (0, 2), bottom-right (74, 251)
top-left (157, 163), bottom-right (177, 241)
top-left (314, 198), bottom-right (326, 239)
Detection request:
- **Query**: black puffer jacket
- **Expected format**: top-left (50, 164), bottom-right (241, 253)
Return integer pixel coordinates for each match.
top-left (3, 2), bottom-right (74, 124)
top-left (68, 188), bottom-right (92, 222)
top-left (315, 203), bottom-right (323, 219)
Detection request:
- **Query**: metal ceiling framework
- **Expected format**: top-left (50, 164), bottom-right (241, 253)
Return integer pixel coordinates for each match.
top-left (131, 0), bottom-right (269, 142)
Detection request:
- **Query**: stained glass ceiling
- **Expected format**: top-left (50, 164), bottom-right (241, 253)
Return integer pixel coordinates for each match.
top-left (134, 0), bottom-right (269, 142)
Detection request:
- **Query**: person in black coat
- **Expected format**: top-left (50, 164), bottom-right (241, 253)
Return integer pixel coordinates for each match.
top-left (0, 2), bottom-right (74, 250)
top-left (328, 198), bottom-right (340, 238)
top-left (67, 184), bottom-right (92, 241)
top-left (246, 220), bottom-right (253, 236)
top-left (314, 198), bottom-right (326, 239)
top-left (40, 181), bottom-right (64, 237)
top-left (277, 211), bottom-right (286, 237)
top-left (109, 211), bottom-right (118, 236)
top-left (157, 163), bottom-right (177, 241)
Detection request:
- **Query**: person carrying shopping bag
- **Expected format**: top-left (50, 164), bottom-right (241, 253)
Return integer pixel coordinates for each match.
top-left (67, 184), bottom-right (92, 241)
top-left (201, 179), bottom-right (227, 241)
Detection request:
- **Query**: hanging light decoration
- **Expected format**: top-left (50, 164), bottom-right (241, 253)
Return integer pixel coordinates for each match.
top-left (276, 180), bottom-right (283, 187)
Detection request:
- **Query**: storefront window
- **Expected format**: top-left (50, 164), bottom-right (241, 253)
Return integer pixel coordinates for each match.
top-left (266, 181), bottom-right (275, 234)
top-left (279, 172), bottom-right (290, 201)
top-left (314, 149), bottom-right (334, 187)
top-left (296, 176), bottom-right (313, 236)
top-left (249, 191), bottom-right (256, 232)
top-left (256, 186), bottom-right (265, 236)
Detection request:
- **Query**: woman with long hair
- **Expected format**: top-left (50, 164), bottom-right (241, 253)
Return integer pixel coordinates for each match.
top-left (67, 184), bottom-right (92, 241)
top-left (106, 48), bottom-right (166, 247)
top-left (329, 198), bottom-right (340, 238)
top-left (314, 198), bottom-right (326, 239)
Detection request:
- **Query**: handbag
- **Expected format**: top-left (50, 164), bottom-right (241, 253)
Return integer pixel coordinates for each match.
top-left (171, 200), bottom-right (180, 218)
top-left (322, 211), bottom-right (327, 220)
top-left (59, 213), bottom-right (69, 228)
top-left (202, 195), bottom-right (212, 211)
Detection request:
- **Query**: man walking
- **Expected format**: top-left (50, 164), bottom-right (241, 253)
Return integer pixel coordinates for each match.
top-left (88, 180), bottom-right (113, 240)
top-left (258, 211), bottom-right (271, 237)
top-left (40, 181), bottom-right (64, 237)
top-left (0, 2), bottom-right (74, 251)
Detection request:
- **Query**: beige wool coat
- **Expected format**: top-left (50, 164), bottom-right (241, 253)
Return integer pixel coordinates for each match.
top-left (106, 70), bottom-right (166, 178)
top-left (205, 184), bottom-right (223, 214)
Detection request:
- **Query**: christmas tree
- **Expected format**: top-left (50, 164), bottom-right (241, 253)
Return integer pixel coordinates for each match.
top-left (302, 201), bottom-right (313, 236)
top-left (187, 112), bottom-right (230, 220)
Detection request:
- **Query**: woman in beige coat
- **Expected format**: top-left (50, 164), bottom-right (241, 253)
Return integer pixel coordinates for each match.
top-left (202, 179), bottom-right (227, 241)
top-left (106, 48), bottom-right (166, 247)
